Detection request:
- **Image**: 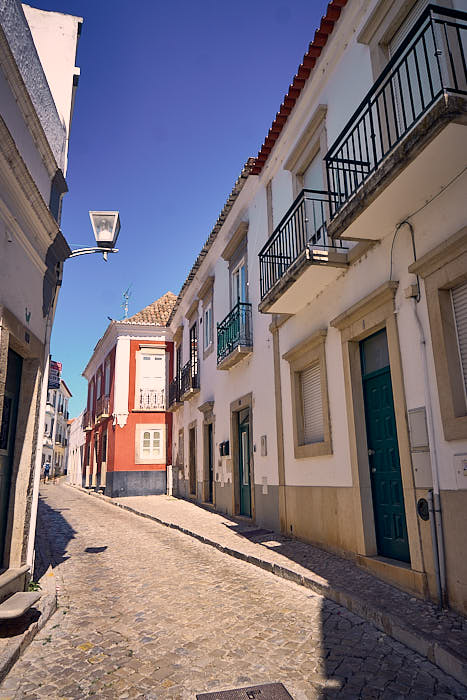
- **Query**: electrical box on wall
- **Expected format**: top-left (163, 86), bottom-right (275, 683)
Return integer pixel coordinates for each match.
top-left (454, 454), bottom-right (467, 490)
top-left (408, 407), bottom-right (429, 452)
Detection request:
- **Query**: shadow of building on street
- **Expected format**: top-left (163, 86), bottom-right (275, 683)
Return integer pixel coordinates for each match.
top-left (33, 489), bottom-right (76, 581)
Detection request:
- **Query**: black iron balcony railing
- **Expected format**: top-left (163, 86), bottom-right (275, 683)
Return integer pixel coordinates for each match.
top-left (325, 5), bottom-right (467, 218)
top-left (138, 388), bottom-right (165, 410)
top-left (259, 189), bottom-right (346, 300)
top-left (180, 359), bottom-right (199, 397)
top-left (82, 410), bottom-right (93, 431)
top-left (217, 301), bottom-right (253, 365)
top-left (96, 394), bottom-right (110, 419)
top-left (168, 376), bottom-right (181, 407)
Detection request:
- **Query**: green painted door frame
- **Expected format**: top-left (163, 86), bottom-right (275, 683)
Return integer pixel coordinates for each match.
top-left (361, 330), bottom-right (410, 563)
top-left (238, 408), bottom-right (251, 517)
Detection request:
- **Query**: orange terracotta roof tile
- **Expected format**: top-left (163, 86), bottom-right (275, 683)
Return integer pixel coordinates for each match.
top-left (123, 291), bottom-right (177, 327)
top-left (251, 0), bottom-right (348, 176)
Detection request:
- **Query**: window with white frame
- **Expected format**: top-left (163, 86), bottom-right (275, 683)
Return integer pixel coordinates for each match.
top-left (231, 260), bottom-right (247, 306)
top-left (136, 351), bottom-right (165, 410)
top-left (204, 304), bottom-right (213, 350)
top-left (141, 429), bottom-right (162, 458)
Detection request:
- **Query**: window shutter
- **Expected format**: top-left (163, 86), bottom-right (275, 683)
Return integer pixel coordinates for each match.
top-left (300, 362), bottom-right (324, 444)
top-left (452, 281), bottom-right (467, 401)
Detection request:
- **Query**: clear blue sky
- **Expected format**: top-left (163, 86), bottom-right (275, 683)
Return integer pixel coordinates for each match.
top-left (31, 0), bottom-right (330, 416)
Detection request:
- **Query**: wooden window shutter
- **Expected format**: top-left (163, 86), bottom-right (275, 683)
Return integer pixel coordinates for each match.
top-left (300, 362), bottom-right (324, 444)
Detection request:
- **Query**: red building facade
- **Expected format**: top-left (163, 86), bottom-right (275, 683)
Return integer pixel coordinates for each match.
top-left (82, 293), bottom-right (176, 497)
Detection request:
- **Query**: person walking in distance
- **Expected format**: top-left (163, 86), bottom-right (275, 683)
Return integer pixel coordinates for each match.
top-left (43, 461), bottom-right (50, 484)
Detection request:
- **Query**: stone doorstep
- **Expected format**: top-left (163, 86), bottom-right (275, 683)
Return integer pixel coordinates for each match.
top-left (67, 483), bottom-right (467, 688)
top-left (0, 566), bottom-right (57, 684)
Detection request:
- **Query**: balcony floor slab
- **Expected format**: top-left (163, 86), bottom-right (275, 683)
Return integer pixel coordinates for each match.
top-left (217, 344), bottom-right (253, 371)
top-left (259, 248), bottom-right (348, 315)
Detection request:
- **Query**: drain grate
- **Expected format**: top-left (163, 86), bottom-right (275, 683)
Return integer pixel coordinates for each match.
top-left (196, 682), bottom-right (293, 699)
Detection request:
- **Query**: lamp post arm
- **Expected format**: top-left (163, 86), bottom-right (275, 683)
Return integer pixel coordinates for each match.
top-left (67, 247), bottom-right (119, 261)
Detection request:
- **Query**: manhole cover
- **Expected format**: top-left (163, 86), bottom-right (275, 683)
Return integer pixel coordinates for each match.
top-left (196, 682), bottom-right (293, 699)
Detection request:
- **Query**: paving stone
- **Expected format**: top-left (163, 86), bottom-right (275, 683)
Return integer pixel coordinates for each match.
top-left (1, 483), bottom-right (466, 700)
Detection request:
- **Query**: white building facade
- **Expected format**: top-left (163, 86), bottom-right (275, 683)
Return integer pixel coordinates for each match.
top-left (168, 0), bottom-right (467, 615)
top-left (67, 410), bottom-right (85, 487)
top-left (42, 374), bottom-right (72, 477)
top-left (0, 0), bottom-right (81, 590)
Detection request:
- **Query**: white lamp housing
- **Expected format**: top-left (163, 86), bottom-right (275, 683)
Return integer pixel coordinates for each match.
top-left (89, 211), bottom-right (121, 249)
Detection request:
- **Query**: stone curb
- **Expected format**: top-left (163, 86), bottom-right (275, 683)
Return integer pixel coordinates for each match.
top-left (68, 484), bottom-right (467, 687)
top-left (0, 570), bottom-right (57, 685)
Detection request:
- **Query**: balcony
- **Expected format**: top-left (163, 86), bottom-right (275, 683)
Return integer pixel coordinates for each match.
top-left (96, 395), bottom-right (110, 421)
top-left (167, 376), bottom-right (183, 411)
top-left (217, 301), bottom-right (253, 370)
top-left (82, 410), bottom-right (93, 431)
top-left (325, 6), bottom-right (467, 241)
top-left (258, 189), bottom-right (348, 314)
top-left (45, 402), bottom-right (54, 415)
top-left (180, 359), bottom-right (199, 401)
top-left (137, 388), bottom-right (165, 411)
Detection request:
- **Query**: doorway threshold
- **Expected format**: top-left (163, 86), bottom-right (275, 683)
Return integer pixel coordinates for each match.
top-left (357, 554), bottom-right (427, 598)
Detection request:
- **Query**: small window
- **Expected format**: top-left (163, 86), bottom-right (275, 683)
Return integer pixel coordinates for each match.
top-left (141, 429), bottom-right (162, 458)
top-left (96, 373), bottom-right (102, 398)
top-left (204, 305), bottom-right (213, 349)
top-left (300, 363), bottom-right (324, 444)
top-left (231, 261), bottom-right (247, 306)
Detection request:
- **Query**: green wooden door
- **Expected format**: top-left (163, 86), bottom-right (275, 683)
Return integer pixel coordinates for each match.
top-left (361, 331), bottom-right (410, 563)
top-left (207, 423), bottom-right (213, 503)
top-left (238, 409), bottom-right (251, 517)
top-left (0, 349), bottom-right (22, 565)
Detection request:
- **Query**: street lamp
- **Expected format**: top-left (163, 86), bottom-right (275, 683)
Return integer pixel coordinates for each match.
top-left (68, 211), bottom-right (121, 261)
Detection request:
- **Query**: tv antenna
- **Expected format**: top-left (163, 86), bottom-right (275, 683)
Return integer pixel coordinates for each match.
top-left (121, 286), bottom-right (132, 319)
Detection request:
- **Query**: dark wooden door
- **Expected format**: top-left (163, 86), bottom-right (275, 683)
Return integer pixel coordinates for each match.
top-left (361, 330), bottom-right (410, 563)
top-left (189, 427), bottom-right (196, 495)
top-left (0, 349), bottom-right (22, 564)
top-left (238, 408), bottom-right (251, 517)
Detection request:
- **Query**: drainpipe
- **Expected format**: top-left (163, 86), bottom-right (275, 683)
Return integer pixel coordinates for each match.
top-left (427, 489), bottom-right (442, 606)
top-left (393, 220), bottom-right (447, 608)
top-left (412, 299), bottom-right (448, 608)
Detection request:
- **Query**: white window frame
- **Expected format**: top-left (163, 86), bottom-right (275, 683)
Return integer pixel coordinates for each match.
top-left (231, 259), bottom-right (247, 306)
top-left (135, 423), bottom-right (166, 464)
top-left (204, 304), bottom-right (213, 350)
top-left (141, 429), bottom-right (162, 459)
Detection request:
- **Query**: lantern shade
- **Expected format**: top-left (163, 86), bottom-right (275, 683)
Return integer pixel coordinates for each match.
top-left (89, 211), bottom-right (121, 249)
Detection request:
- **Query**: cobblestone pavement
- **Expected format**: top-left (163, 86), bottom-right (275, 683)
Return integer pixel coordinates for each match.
top-left (117, 494), bottom-right (467, 668)
top-left (1, 484), bottom-right (466, 700)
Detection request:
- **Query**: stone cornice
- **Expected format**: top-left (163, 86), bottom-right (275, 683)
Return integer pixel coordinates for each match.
top-left (82, 323), bottom-right (171, 380)
top-left (0, 114), bottom-right (60, 250)
top-left (0, 22), bottom-right (61, 179)
top-left (330, 281), bottom-right (398, 330)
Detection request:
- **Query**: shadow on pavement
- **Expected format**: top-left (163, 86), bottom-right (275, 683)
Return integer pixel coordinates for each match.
top-left (33, 490), bottom-right (77, 580)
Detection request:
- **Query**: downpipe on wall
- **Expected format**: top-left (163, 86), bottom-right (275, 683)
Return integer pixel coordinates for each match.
top-left (392, 220), bottom-right (447, 608)
top-left (412, 296), bottom-right (448, 608)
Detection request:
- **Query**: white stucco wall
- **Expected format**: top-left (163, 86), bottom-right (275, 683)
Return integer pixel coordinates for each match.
top-left (169, 0), bottom-right (467, 512)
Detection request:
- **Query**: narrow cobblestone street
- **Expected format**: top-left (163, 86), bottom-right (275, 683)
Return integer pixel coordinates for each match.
top-left (1, 483), bottom-right (466, 700)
